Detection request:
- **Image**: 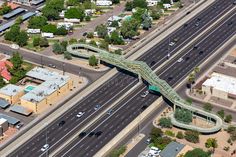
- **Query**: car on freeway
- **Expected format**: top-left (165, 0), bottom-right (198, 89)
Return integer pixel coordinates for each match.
top-left (177, 58), bottom-right (183, 63)
top-left (141, 105), bottom-right (148, 110)
top-left (88, 132), bottom-right (95, 137)
top-left (168, 76), bottom-right (173, 81)
top-left (78, 132), bottom-right (87, 138)
top-left (166, 53), bottom-right (170, 59)
top-left (16, 122), bottom-right (24, 129)
top-left (76, 112), bottom-right (85, 118)
top-left (195, 22), bottom-right (200, 27)
top-left (169, 42), bottom-right (175, 47)
top-left (234, 1), bottom-right (236, 5)
top-left (95, 131), bottom-right (102, 137)
top-left (150, 61), bottom-right (156, 66)
top-left (58, 120), bottom-right (65, 126)
top-left (94, 104), bottom-right (101, 111)
top-left (41, 144), bottom-right (49, 152)
top-left (199, 50), bottom-right (204, 55)
top-left (52, 65), bottom-right (56, 68)
top-left (107, 109), bottom-right (113, 115)
top-left (185, 56), bottom-right (190, 61)
top-left (141, 90), bottom-right (149, 98)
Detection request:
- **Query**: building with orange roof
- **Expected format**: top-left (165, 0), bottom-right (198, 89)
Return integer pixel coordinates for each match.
top-left (7, 2), bottom-right (19, 10)
top-left (0, 61), bottom-right (13, 81)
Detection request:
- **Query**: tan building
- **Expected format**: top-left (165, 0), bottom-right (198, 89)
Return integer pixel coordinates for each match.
top-left (0, 84), bottom-right (24, 104)
top-left (20, 67), bottom-right (73, 114)
top-left (202, 73), bottom-right (236, 100)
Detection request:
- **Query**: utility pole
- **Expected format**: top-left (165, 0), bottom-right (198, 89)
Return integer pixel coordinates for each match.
top-left (62, 62), bottom-right (65, 75)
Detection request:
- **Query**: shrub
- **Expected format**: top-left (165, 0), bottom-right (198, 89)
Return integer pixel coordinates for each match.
top-left (89, 55), bottom-right (98, 66)
top-left (224, 114), bottom-right (232, 123)
top-left (217, 110), bottom-right (225, 119)
top-left (176, 131), bottom-right (184, 139)
top-left (164, 130), bottom-right (175, 137)
top-left (184, 130), bottom-right (199, 143)
top-left (159, 117), bottom-right (172, 128)
top-left (174, 108), bottom-right (192, 124)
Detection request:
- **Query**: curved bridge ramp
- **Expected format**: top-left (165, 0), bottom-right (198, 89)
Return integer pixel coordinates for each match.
top-left (67, 44), bottom-right (223, 133)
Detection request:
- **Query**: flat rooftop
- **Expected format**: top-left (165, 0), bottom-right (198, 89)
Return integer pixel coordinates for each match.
top-left (0, 84), bottom-right (22, 96)
top-left (203, 73), bottom-right (236, 95)
top-left (22, 67), bottom-right (70, 103)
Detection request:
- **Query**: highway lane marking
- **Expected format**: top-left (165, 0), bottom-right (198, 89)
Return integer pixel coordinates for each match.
top-left (22, 3), bottom-right (234, 157)
top-left (38, 78), bottom-right (138, 157)
top-left (159, 11), bottom-right (236, 77)
top-left (60, 13), bottom-right (236, 157)
top-left (149, 2), bottom-right (234, 70)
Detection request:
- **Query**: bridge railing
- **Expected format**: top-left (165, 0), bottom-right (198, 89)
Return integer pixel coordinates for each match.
top-left (67, 44), bottom-right (223, 133)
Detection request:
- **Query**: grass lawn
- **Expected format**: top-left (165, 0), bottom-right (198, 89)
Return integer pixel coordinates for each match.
top-left (25, 35), bottom-right (44, 52)
top-left (22, 61), bottom-right (35, 72)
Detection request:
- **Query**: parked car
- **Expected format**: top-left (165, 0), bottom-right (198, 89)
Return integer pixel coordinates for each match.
top-left (41, 144), bottom-right (49, 152)
top-left (76, 112), bottom-right (85, 118)
top-left (95, 131), bottom-right (102, 137)
top-left (169, 42), bottom-right (175, 47)
top-left (16, 122), bottom-right (24, 129)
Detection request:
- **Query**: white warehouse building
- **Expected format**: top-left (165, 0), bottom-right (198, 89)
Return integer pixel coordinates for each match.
top-left (202, 73), bottom-right (236, 100)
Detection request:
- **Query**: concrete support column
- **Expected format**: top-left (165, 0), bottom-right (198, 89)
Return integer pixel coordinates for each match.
top-left (138, 74), bottom-right (142, 83)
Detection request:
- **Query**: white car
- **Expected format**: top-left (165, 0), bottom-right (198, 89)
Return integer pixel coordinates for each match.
top-left (177, 58), bottom-right (183, 63)
top-left (10, 44), bottom-right (19, 50)
top-left (41, 144), bottom-right (49, 152)
top-left (76, 112), bottom-right (85, 118)
top-left (141, 91), bottom-right (149, 98)
top-left (169, 42), bottom-right (175, 46)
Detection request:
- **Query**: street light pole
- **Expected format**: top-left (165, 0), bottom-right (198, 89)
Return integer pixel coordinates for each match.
top-left (62, 62), bottom-right (65, 75)
top-left (41, 56), bottom-right (43, 68)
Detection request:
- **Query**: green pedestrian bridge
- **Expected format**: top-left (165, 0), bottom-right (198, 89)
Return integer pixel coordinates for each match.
top-left (67, 43), bottom-right (223, 133)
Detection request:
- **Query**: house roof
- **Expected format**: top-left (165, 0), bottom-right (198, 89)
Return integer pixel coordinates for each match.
top-left (0, 98), bottom-right (10, 109)
top-left (0, 84), bottom-right (22, 96)
top-left (0, 60), bottom-right (13, 81)
top-left (10, 105), bottom-right (32, 116)
top-left (7, 2), bottom-right (20, 10)
top-left (160, 141), bottom-right (185, 157)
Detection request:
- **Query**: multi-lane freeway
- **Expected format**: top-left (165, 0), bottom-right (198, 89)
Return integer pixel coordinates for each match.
top-left (56, 8), bottom-right (236, 157)
top-left (7, 0), bottom-right (236, 156)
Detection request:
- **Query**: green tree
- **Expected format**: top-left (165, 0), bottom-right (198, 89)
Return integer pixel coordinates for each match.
top-left (95, 24), bottom-right (108, 38)
top-left (66, 0), bottom-right (79, 6)
top-left (217, 110), bottom-right (225, 119)
top-left (0, 76), bottom-right (6, 88)
top-left (205, 138), bottom-right (218, 152)
top-left (15, 16), bottom-right (23, 25)
top-left (28, 16), bottom-right (48, 29)
top-left (110, 31), bottom-right (124, 45)
top-left (89, 55), bottom-right (98, 66)
top-left (60, 40), bottom-right (68, 50)
top-left (110, 20), bottom-right (119, 28)
top-left (64, 51), bottom-right (72, 60)
top-left (142, 15), bottom-right (152, 30)
top-left (99, 40), bottom-right (109, 50)
top-left (113, 49), bottom-right (122, 55)
top-left (225, 114), bottom-right (232, 123)
top-left (33, 37), bottom-right (40, 47)
top-left (153, 136), bottom-right (172, 150)
top-left (69, 38), bottom-right (78, 44)
top-left (52, 42), bottom-right (64, 54)
top-left (42, 24), bottom-right (57, 33)
top-left (111, 0), bottom-right (120, 4)
top-left (89, 40), bottom-right (97, 47)
top-left (10, 52), bottom-right (23, 69)
top-left (39, 38), bottom-right (49, 47)
top-left (85, 16), bottom-right (91, 21)
top-left (4, 25), bottom-right (20, 42)
top-left (87, 32), bottom-right (94, 38)
top-left (65, 8), bottom-right (85, 21)
top-left (133, 0), bottom-right (147, 8)
top-left (42, 6), bottom-right (60, 20)
top-left (203, 103), bottom-right (213, 112)
top-left (150, 127), bottom-right (163, 140)
top-left (132, 8), bottom-right (146, 23)
top-left (45, 0), bottom-right (64, 11)
top-left (120, 18), bottom-right (140, 39)
top-left (159, 117), bottom-right (172, 128)
top-left (184, 148), bottom-right (210, 157)
top-left (83, 0), bottom-right (93, 9)
top-left (0, 3), bottom-right (12, 15)
top-left (227, 126), bottom-right (236, 141)
top-left (176, 131), bottom-right (184, 139)
top-left (16, 31), bottom-right (28, 47)
top-left (185, 130), bottom-right (199, 143)
top-left (174, 108), bottom-right (192, 124)
top-left (55, 27), bottom-right (68, 35)
top-left (125, 1), bottom-right (133, 11)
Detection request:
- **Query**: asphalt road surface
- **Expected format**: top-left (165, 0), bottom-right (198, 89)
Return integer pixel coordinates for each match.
top-left (56, 9), bottom-right (236, 157)
top-left (0, 44), bottom-right (106, 82)
top-left (7, 0), bottom-right (236, 156)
